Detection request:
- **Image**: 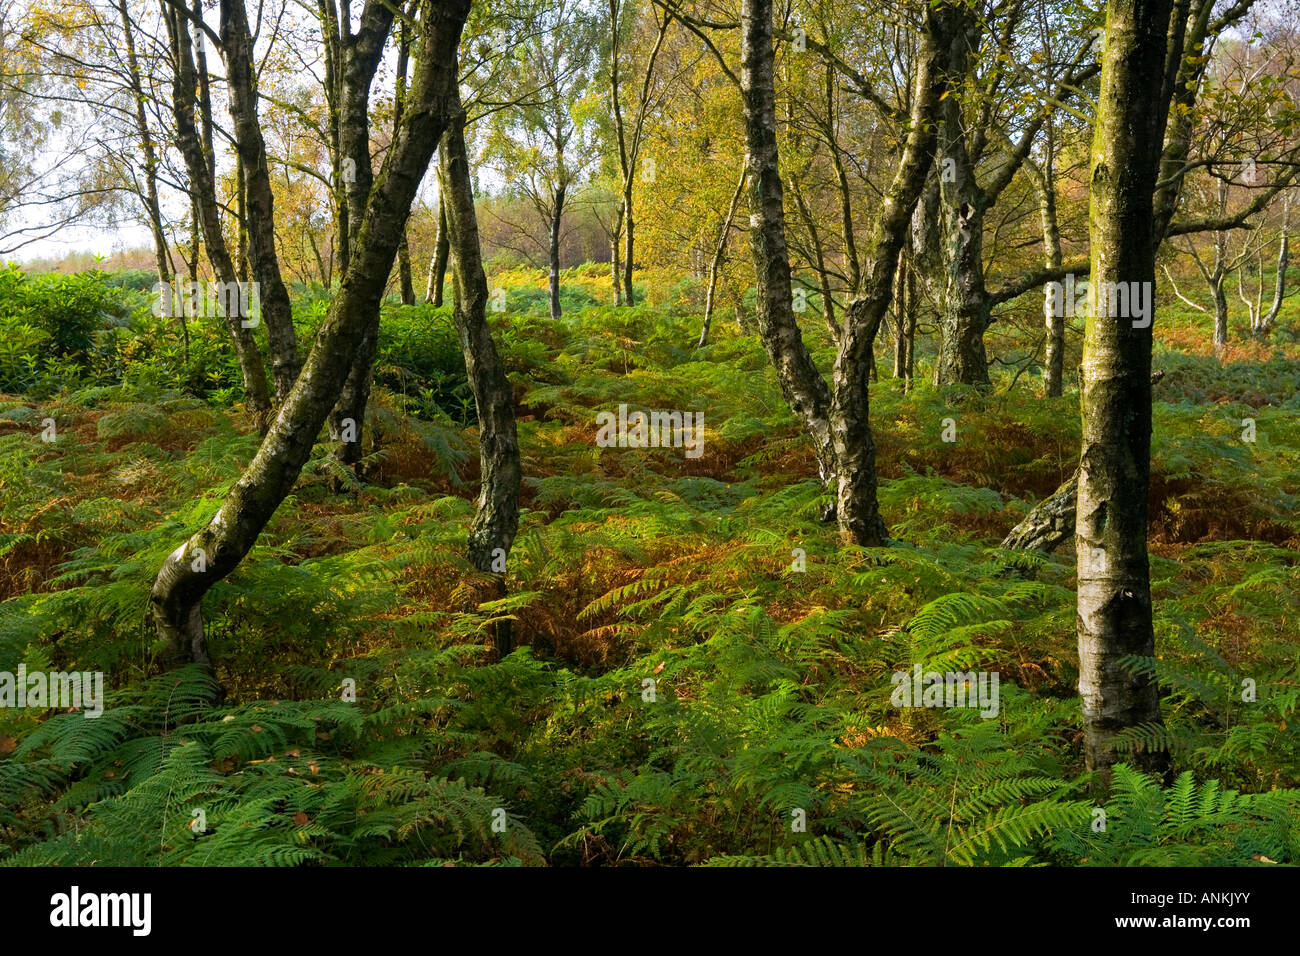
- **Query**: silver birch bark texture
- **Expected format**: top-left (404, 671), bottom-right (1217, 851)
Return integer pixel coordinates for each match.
top-left (151, 0), bottom-right (473, 666)
top-left (1077, 0), bottom-right (1174, 778)
top-left (440, 93), bottom-right (522, 655)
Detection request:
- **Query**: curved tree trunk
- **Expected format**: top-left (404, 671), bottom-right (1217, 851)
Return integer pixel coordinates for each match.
top-left (740, 0), bottom-right (946, 542)
top-left (1258, 226), bottom-right (1287, 334)
top-left (151, 0), bottom-right (472, 666)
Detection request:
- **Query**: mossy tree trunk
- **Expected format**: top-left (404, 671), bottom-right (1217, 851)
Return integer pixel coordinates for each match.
top-left (1076, 0), bottom-right (1174, 779)
top-left (218, 0), bottom-right (300, 402)
top-left (162, 0), bottom-right (270, 417)
top-left (439, 90), bottom-right (521, 655)
top-left (151, 0), bottom-right (472, 666)
top-left (740, 0), bottom-right (947, 544)
top-left (931, 0), bottom-right (990, 389)
top-left (324, 0), bottom-right (397, 468)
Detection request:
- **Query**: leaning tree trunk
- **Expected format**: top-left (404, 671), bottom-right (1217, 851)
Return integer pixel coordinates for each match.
top-left (1258, 225), bottom-right (1287, 334)
top-left (1000, 473), bottom-right (1078, 552)
top-left (739, 0), bottom-right (836, 487)
top-left (739, 0), bottom-right (946, 541)
top-left (151, 0), bottom-right (472, 666)
top-left (828, 8), bottom-right (944, 545)
top-left (440, 92), bottom-right (521, 656)
top-left (1076, 0), bottom-right (1172, 779)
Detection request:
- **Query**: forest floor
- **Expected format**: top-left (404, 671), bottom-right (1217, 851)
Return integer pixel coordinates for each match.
top-left (1, 266), bottom-right (1298, 865)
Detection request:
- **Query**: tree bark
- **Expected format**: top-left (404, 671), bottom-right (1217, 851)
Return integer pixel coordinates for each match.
top-left (218, 0), bottom-right (301, 401)
top-left (118, 0), bottom-right (170, 284)
top-left (163, 0), bottom-right (271, 417)
top-left (1000, 473), bottom-right (1078, 552)
top-left (829, 19), bottom-right (945, 543)
top-left (1077, 0), bottom-right (1173, 779)
top-left (394, 20), bottom-right (416, 306)
top-left (931, 2), bottom-right (991, 388)
top-left (440, 91), bottom-right (522, 655)
top-left (1258, 216), bottom-right (1287, 334)
top-left (611, 205), bottom-right (623, 306)
top-left (324, 0), bottom-right (398, 465)
top-left (151, 0), bottom-right (472, 666)
top-left (1038, 120), bottom-right (1066, 397)
top-left (740, 0), bottom-right (946, 543)
top-left (892, 254), bottom-right (909, 378)
top-left (740, 0), bottom-right (836, 486)
top-left (1211, 277), bottom-right (1228, 348)
top-left (548, 183), bottom-right (565, 319)
top-left (428, 201), bottom-right (451, 306)
top-left (700, 162), bottom-right (746, 348)
top-left (608, 0), bottom-right (667, 307)
top-left (318, 0), bottom-right (347, 275)
top-left (235, 154), bottom-right (250, 283)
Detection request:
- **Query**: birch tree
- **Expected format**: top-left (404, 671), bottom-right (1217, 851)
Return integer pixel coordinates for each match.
top-left (737, 0), bottom-right (948, 544)
top-left (151, 0), bottom-right (473, 665)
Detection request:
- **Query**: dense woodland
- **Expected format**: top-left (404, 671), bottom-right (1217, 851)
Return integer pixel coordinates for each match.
top-left (0, 0), bottom-right (1297, 868)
